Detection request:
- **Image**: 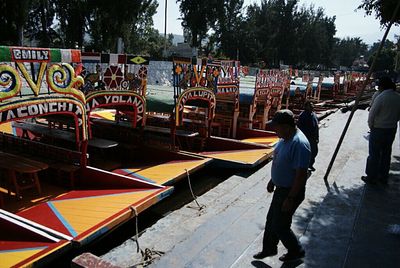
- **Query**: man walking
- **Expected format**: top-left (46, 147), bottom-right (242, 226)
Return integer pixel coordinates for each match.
top-left (297, 100), bottom-right (319, 171)
top-left (254, 110), bottom-right (311, 262)
top-left (362, 76), bottom-right (400, 184)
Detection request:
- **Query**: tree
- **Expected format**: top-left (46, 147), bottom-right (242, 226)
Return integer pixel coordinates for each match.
top-left (235, 0), bottom-right (336, 68)
top-left (177, 0), bottom-right (215, 48)
top-left (87, 0), bottom-right (158, 52)
top-left (367, 39), bottom-right (397, 72)
top-left (126, 0), bottom-right (162, 55)
top-left (25, 0), bottom-right (60, 47)
top-left (394, 35), bottom-right (400, 73)
top-left (0, 0), bottom-right (31, 45)
top-left (211, 0), bottom-right (244, 59)
top-left (53, 0), bottom-right (88, 48)
top-left (332, 37), bottom-right (368, 68)
top-left (358, 0), bottom-right (400, 25)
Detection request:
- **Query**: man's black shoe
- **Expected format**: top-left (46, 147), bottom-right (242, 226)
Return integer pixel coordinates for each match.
top-left (279, 249), bottom-right (305, 262)
top-left (253, 249), bottom-right (277, 259)
top-left (361, 176), bottom-right (377, 185)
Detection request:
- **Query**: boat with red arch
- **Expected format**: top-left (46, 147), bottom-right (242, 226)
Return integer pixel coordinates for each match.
top-left (0, 46), bottom-right (172, 267)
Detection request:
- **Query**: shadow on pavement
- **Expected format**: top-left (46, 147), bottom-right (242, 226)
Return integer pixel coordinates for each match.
top-left (292, 155), bottom-right (400, 268)
top-left (251, 260), bottom-right (273, 268)
top-left (281, 259), bottom-right (304, 268)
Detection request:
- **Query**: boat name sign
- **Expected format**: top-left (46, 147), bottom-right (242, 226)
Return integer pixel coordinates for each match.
top-left (0, 101), bottom-right (82, 122)
top-left (86, 95), bottom-right (144, 114)
top-left (12, 48), bottom-right (50, 62)
top-left (179, 89), bottom-right (215, 109)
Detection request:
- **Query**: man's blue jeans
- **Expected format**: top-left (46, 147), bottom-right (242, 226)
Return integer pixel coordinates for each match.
top-left (261, 187), bottom-right (305, 253)
top-left (366, 127), bottom-right (397, 180)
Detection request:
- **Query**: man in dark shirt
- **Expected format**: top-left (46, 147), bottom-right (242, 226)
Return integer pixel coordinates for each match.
top-left (297, 100), bottom-right (319, 171)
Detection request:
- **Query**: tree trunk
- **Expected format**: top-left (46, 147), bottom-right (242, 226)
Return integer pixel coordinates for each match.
top-left (17, 25), bottom-right (24, 46)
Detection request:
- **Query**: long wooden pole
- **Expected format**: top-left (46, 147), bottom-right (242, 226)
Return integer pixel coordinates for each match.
top-left (323, 2), bottom-right (400, 182)
top-left (163, 0), bottom-right (168, 59)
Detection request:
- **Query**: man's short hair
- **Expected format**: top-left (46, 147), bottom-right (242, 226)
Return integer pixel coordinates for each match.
top-left (378, 76), bottom-right (395, 90)
top-left (269, 109), bottom-right (295, 127)
top-left (304, 100), bottom-right (314, 108)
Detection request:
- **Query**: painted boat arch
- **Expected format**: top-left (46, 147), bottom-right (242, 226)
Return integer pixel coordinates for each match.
top-left (175, 87), bottom-right (216, 127)
top-left (208, 60), bottom-right (241, 138)
top-left (84, 57), bottom-right (212, 187)
top-left (0, 46), bottom-right (90, 268)
top-left (0, 95), bottom-right (88, 142)
top-left (0, 46), bottom-right (84, 101)
top-left (86, 90), bottom-right (146, 129)
top-left (0, 47), bottom-right (88, 142)
top-left (170, 59), bottom-right (274, 168)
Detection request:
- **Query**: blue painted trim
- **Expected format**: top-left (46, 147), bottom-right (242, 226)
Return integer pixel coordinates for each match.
top-left (120, 169), bottom-right (157, 184)
top-left (0, 246), bottom-right (47, 253)
top-left (47, 202), bottom-right (78, 237)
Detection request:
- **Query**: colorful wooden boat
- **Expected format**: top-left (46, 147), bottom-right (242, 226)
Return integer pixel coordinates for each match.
top-left (289, 71), bottom-right (338, 119)
top-left (235, 69), bottom-right (284, 146)
top-left (82, 52), bottom-right (211, 186)
top-left (0, 46), bottom-right (173, 266)
top-left (0, 209), bottom-right (71, 268)
top-left (16, 167), bottom-right (172, 247)
top-left (144, 57), bottom-right (274, 168)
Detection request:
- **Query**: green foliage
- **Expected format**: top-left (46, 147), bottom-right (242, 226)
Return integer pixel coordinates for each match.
top-left (236, 0), bottom-right (337, 68)
top-left (0, 0), bottom-right (31, 45)
top-left (1, 0), bottom-right (398, 70)
top-left (212, 0), bottom-right (244, 60)
top-left (86, 0), bottom-right (158, 52)
top-left (358, 0), bottom-right (400, 25)
top-left (25, 0), bottom-right (61, 47)
top-left (177, 0), bottom-right (213, 47)
top-left (54, 0), bottom-right (88, 48)
top-left (332, 37), bottom-right (368, 67)
top-left (0, 0), bottom-right (163, 56)
top-left (367, 39), bottom-right (397, 71)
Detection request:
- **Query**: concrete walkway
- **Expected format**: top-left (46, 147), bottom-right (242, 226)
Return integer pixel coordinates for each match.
top-left (102, 109), bottom-right (400, 268)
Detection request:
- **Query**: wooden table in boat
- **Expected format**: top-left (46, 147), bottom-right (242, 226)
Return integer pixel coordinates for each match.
top-left (39, 114), bottom-right (76, 129)
top-left (12, 121), bottom-right (119, 149)
top-left (144, 125), bottom-right (199, 137)
top-left (0, 151), bottom-right (48, 198)
top-left (90, 118), bottom-right (199, 137)
top-left (88, 137), bottom-right (119, 149)
top-left (13, 121), bottom-right (75, 140)
top-left (148, 113), bottom-right (205, 124)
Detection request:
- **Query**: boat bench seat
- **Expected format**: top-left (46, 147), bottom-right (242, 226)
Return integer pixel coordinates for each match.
top-left (49, 162), bottom-right (81, 188)
top-left (0, 132), bottom-right (83, 188)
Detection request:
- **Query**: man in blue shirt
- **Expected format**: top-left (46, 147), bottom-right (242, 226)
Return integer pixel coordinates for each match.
top-left (297, 100), bottom-right (319, 171)
top-left (254, 109), bottom-right (311, 262)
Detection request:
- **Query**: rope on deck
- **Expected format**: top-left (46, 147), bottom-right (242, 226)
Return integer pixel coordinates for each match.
top-left (129, 206), bottom-right (165, 267)
top-left (129, 206), bottom-right (140, 253)
top-left (185, 168), bottom-right (205, 211)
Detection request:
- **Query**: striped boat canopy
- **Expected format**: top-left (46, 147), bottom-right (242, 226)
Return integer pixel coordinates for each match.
top-left (82, 52), bottom-right (149, 65)
top-left (0, 46), bottom-right (81, 63)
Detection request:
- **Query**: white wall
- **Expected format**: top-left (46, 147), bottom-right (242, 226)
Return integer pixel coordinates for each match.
top-left (147, 61), bottom-right (173, 86)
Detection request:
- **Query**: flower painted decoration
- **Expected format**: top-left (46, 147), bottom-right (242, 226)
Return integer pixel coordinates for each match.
top-left (103, 65), bottom-right (124, 89)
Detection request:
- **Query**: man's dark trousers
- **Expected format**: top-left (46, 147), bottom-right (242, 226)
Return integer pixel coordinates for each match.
top-left (309, 139), bottom-right (318, 168)
top-left (261, 187), bottom-right (305, 253)
top-left (366, 127), bottom-right (397, 181)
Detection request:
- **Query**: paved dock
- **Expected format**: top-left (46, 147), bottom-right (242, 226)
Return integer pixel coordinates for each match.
top-left (102, 109), bottom-right (400, 268)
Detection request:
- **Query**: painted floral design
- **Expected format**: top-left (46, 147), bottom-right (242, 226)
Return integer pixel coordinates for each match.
top-left (103, 65), bottom-right (124, 89)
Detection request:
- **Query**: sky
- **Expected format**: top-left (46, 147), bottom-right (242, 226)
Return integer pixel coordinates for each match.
top-left (153, 0), bottom-right (399, 45)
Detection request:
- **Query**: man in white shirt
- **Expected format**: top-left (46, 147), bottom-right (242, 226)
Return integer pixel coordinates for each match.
top-left (362, 76), bottom-right (400, 184)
